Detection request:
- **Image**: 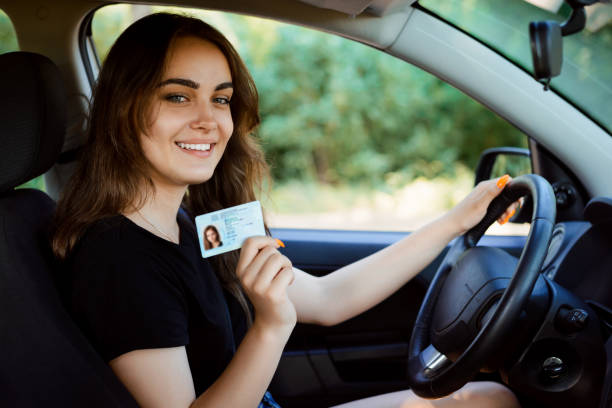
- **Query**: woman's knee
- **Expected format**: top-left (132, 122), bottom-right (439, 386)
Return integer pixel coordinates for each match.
top-left (453, 381), bottom-right (520, 408)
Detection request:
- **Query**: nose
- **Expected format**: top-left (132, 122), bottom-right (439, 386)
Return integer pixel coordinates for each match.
top-left (191, 103), bottom-right (217, 132)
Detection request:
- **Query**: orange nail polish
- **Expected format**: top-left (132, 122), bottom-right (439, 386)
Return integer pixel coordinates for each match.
top-left (497, 174), bottom-right (510, 189)
top-left (500, 209), bottom-right (516, 225)
top-left (275, 238), bottom-right (285, 248)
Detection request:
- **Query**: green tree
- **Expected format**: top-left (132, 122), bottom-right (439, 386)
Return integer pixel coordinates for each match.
top-left (240, 23), bottom-right (525, 186)
top-left (0, 9), bottom-right (18, 53)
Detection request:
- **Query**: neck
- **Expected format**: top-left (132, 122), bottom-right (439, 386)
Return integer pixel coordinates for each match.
top-left (143, 184), bottom-right (186, 225)
top-left (125, 181), bottom-right (187, 242)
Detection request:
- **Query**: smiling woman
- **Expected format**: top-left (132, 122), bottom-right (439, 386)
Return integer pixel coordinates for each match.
top-left (49, 10), bottom-right (520, 408)
top-left (51, 12), bottom-right (279, 406)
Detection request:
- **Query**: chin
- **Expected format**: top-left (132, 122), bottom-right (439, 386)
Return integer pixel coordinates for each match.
top-left (183, 171), bottom-right (216, 186)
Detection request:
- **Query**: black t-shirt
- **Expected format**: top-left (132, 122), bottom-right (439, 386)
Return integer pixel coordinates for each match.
top-left (65, 214), bottom-right (248, 396)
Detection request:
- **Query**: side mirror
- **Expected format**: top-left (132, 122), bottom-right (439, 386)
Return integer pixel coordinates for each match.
top-left (474, 147), bottom-right (532, 223)
top-left (474, 147), bottom-right (531, 185)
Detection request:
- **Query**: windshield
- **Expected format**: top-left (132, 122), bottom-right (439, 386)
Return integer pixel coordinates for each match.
top-left (419, 0), bottom-right (612, 135)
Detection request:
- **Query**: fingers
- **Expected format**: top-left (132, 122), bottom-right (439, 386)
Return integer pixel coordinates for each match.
top-left (237, 236), bottom-right (293, 296)
top-left (268, 267), bottom-right (295, 297)
top-left (496, 174), bottom-right (511, 189)
top-left (497, 199), bottom-right (521, 225)
top-left (471, 174), bottom-right (517, 226)
top-left (472, 174), bottom-right (511, 205)
top-left (240, 245), bottom-right (278, 287)
top-left (236, 236), bottom-right (279, 278)
top-left (488, 174), bottom-right (512, 197)
top-left (251, 252), bottom-right (292, 294)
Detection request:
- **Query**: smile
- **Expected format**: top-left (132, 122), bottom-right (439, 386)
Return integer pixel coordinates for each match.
top-left (176, 142), bottom-right (211, 151)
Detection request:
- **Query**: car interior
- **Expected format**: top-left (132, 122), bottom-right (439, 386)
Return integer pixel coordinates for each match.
top-left (1, 1), bottom-right (611, 407)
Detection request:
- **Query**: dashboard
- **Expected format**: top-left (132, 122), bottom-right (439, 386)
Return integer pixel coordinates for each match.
top-left (543, 197), bottom-right (612, 313)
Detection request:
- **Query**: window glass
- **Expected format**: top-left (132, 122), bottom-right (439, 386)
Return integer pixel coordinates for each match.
top-left (419, 0), bottom-right (612, 135)
top-left (0, 9), bottom-right (18, 53)
top-left (91, 5), bottom-right (528, 235)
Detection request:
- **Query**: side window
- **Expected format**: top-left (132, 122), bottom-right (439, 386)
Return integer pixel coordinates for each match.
top-left (91, 5), bottom-right (529, 235)
top-left (0, 9), bottom-right (44, 191)
top-left (0, 9), bottom-right (18, 53)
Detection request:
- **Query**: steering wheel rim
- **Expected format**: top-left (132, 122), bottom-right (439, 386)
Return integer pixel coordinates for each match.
top-left (407, 174), bottom-right (556, 398)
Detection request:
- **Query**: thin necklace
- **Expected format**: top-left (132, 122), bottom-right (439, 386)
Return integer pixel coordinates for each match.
top-left (136, 209), bottom-right (178, 243)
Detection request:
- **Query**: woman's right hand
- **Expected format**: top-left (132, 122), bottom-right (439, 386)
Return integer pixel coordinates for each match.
top-left (236, 237), bottom-right (297, 335)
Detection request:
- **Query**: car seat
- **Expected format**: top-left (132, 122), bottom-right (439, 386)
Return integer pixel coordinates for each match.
top-left (0, 51), bottom-right (138, 407)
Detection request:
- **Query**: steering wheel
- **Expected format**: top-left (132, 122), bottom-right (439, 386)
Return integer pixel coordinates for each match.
top-left (407, 174), bottom-right (556, 398)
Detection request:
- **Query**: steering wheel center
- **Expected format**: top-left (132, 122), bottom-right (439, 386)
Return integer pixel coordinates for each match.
top-left (431, 247), bottom-right (516, 360)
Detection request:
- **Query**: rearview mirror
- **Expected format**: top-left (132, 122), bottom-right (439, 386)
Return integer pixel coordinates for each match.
top-left (529, 0), bottom-right (597, 89)
top-left (529, 21), bottom-right (562, 86)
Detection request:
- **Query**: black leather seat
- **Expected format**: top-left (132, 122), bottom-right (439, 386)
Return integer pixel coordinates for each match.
top-left (0, 51), bottom-right (137, 407)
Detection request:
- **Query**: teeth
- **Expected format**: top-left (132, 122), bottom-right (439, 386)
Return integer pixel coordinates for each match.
top-left (177, 142), bottom-right (211, 151)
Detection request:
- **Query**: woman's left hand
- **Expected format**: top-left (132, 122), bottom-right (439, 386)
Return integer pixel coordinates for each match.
top-left (447, 174), bottom-right (521, 236)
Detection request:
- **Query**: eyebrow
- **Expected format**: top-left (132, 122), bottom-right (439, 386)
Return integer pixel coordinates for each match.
top-left (215, 82), bottom-right (233, 91)
top-left (158, 78), bottom-right (233, 91)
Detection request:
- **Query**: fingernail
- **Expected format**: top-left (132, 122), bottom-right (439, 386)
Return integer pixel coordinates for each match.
top-left (497, 174), bottom-right (510, 189)
top-left (275, 238), bottom-right (285, 248)
top-left (500, 209), bottom-right (516, 225)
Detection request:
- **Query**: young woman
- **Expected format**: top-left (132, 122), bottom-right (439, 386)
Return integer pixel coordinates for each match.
top-left (52, 13), bottom-right (520, 408)
top-left (203, 225), bottom-right (223, 250)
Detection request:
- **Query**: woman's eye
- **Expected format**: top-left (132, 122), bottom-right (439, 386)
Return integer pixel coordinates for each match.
top-left (165, 94), bottom-right (188, 103)
top-left (214, 96), bottom-right (231, 105)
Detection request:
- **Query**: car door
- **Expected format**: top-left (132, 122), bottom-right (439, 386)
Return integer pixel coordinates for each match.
top-left (269, 227), bottom-right (527, 407)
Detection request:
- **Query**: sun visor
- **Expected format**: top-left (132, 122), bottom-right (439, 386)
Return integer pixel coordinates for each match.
top-left (297, 0), bottom-right (415, 16)
top-left (298, 0), bottom-right (372, 15)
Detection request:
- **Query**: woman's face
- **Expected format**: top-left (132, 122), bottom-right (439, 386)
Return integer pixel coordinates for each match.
top-left (205, 228), bottom-right (219, 243)
top-left (140, 36), bottom-right (234, 189)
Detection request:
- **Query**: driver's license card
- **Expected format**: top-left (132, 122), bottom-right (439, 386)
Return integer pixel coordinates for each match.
top-left (195, 200), bottom-right (266, 258)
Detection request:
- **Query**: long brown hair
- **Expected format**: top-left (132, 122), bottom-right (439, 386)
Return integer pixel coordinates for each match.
top-left (52, 13), bottom-right (268, 321)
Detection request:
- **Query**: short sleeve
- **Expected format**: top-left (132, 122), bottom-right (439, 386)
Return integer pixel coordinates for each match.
top-left (70, 249), bottom-right (189, 362)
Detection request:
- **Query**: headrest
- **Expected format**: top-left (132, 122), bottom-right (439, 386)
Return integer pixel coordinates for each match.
top-left (0, 52), bottom-right (66, 194)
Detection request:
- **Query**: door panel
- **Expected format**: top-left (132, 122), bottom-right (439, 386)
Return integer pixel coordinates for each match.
top-left (269, 228), bottom-right (527, 407)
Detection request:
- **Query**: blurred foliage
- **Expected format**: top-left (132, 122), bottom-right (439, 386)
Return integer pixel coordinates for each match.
top-left (421, 0), bottom-right (612, 134)
top-left (245, 28), bottom-right (525, 186)
top-left (0, 9), bottom-right (18, 53)
top-left (91, 5), bottom-right (529, 188)
top-left (491, 154), bottom-right (532, 180)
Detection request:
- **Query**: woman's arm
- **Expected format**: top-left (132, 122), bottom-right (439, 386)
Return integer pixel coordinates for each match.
top-left (288, 176), bottom-right (518, 326)
top-left (110, 322), bottom-right (291, 408)
top-left (110, 237), bottom-right (296, 408)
